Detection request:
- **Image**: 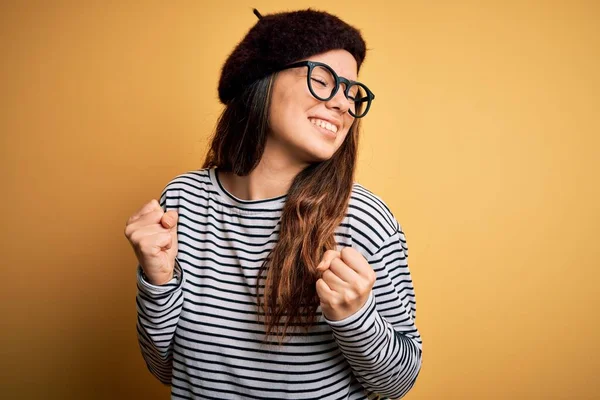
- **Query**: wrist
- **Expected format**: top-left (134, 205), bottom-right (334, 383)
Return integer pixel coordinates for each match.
top-left (145, 270), bottom-right (175, 286)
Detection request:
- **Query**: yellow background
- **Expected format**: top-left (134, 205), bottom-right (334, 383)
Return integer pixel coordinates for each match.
top-left (2, 1), bottom-right (598, 399)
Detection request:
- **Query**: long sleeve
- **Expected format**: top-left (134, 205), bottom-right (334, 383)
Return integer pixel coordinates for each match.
top-left (325, 226), bottom-right (422, 399)
top-left (136, 258), bottom-right (185, 385)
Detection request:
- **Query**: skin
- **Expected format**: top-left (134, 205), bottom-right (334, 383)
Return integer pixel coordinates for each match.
top-left (316, 248), bottom-right (377, 321)
top-left (219, 48), bottom-right (357, 201)
top-left (220, 48), bottom-right (375, 321)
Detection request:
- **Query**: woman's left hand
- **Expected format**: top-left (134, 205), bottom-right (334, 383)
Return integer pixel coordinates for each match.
top-left (315, 247), bottom-right (377, 321)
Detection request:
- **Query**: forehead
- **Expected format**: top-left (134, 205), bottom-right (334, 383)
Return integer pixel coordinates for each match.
top-left (299, 49), bottom-right (358, 81)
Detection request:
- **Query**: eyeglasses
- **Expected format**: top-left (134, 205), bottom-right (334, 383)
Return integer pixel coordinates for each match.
top-left (273, 60), bottom-right (375, 118)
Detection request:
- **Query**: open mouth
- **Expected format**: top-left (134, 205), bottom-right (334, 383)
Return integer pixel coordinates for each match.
top-left (308, 118), bottom-right (337, 139)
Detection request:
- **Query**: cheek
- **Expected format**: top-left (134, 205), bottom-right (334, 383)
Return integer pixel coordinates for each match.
top-left (270, 94), bottom-right (314, 134)
top-left (269, 99), bottom-right (294, 133)
top-left (268, 89), bottom-right (290, 130)
top-left (340, 118), bottom-right (355, 139)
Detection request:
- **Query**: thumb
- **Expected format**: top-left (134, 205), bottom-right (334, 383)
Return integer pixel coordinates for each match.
top-left (161, 210), bottom-right (178, 229)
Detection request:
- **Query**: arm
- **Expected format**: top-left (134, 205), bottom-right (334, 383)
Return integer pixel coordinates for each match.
top-left (325, 227), bottom-right (422, 398)
top-left (136, 258), bottom-right (185, 385)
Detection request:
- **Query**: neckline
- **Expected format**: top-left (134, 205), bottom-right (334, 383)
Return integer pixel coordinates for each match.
top-left (208, 167), bottom-right (288, 213)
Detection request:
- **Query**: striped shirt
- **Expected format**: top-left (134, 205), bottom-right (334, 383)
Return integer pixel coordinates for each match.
top-left (135, 167), bottom-right (422, 399)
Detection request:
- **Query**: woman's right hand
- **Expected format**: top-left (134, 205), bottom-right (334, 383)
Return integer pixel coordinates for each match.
top-left (124, 199), bottom-right (179, 285)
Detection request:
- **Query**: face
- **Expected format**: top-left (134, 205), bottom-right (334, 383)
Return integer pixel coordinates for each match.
top-left (266, 49), bottom-right (358, 166)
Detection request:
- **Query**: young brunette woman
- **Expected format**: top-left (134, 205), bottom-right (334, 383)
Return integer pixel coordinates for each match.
top-left (125, 8), bottom-right (422, 399)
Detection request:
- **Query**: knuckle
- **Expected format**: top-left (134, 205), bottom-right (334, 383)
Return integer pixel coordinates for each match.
top-left (342, 292), bottom-right (357, 305)
top-left (329, 296), bottom-right (341, 307)
top-left (138, 237), bottom-right (152, 253)
top-left (330, 257), bottom-right (342, 268)
top-left (128, 230), bottom-right (139, 243)
top-left (323, 250), bottom-right (336, 259)
top-left (131, 231), bottom-right (147, 247)
top-left (368, 271), bottom-right (377, 285)
top-left (353, 280), bottom-right (365, 293)
top-left (341, 247), bottom-right (352, 258)
top-left (357, 280), bottom-right (370, 294)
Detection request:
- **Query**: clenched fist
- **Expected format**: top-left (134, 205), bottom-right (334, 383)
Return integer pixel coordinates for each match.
top-left (124, 199), bottom-right (179, 285)
top-left (316, 247), bottom-right (376, 321)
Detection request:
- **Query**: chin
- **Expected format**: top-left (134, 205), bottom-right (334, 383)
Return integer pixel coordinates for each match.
top-left (304, 145), bottom-right (337, 163)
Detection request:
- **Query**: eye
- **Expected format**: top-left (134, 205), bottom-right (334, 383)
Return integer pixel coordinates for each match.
top-left (311, 78), bottom-right (328, 87)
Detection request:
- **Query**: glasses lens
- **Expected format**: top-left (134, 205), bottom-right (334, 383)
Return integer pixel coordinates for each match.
top-left (309, 65), bottom-right (336, 100)
top-left (307, 64), bottom-right (372, 118)
top-left (348, 83), bottom-right (370, 118)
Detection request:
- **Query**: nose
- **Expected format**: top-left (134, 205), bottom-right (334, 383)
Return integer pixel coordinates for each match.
top-left (325, 86), bottom-right (352, 115)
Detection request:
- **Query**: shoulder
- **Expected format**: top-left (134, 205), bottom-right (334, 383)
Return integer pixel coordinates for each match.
top-left (346, 182), bottom-right (403, 256)
top-left (161, 168), bottom-right (211, 195)
top-left (158, 168), bottom-right (212, 209)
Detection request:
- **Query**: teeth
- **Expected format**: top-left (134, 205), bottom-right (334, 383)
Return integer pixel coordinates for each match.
top-left (309, 118), bottom-right (338, 134)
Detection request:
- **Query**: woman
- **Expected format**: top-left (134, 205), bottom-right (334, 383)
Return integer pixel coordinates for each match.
top-left (125, 8), bottom-right (422, 399)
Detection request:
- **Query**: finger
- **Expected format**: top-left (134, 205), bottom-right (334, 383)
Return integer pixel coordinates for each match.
top-left (125, 208), bottom-right (165, 237)
top-left (129, 199), bottom-right (161, 224)
top-left (321, 269), bottom-right (347, 293)
top-left (316, 277), bottom-right (335, 299)
top-left (128, 223), bottom-right (171, 245)
top-left (328, 257), bottom-right (360, 283)
top-left (161, 210), bottom-right (178, 229)
top-left (339, 247), bottom-right (371, 275)
top-left (155, 231), bottom-right (173, 251)
top-left (317, 250), bottom-right (341, 271)
top-left (138, 231), bottom-right (172, 256)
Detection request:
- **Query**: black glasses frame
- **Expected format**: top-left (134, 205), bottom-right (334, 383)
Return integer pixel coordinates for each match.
top-left (273, 60), bottom-right (375, 118)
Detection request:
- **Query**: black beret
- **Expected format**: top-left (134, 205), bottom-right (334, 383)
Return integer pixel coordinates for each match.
top-left (217, 8), bottom-right (367, 104)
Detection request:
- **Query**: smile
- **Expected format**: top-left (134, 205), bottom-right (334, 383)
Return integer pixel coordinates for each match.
top-left (309, 119), bottom-right (337, 140)
top-left (308, 117), bottom-right (338, 134)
